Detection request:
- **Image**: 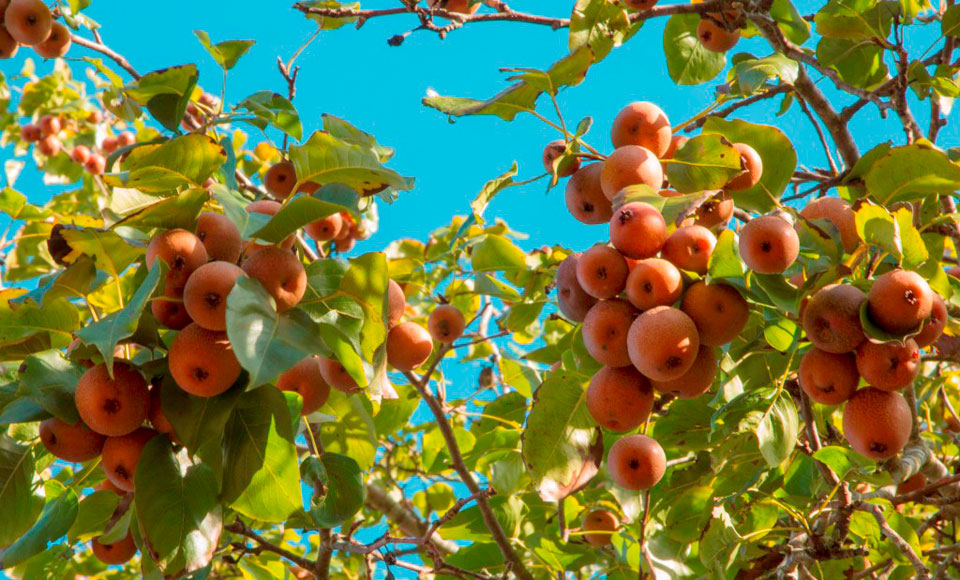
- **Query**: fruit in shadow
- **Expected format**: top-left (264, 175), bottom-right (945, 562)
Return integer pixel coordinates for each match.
top-left (587, 365), bottom-right (654, 432)
top-left (75, 362), bottom-right (149, 437)
top-left (583, 298), bottom-right (639, 368)
top-left (34, 20), bottom-right (69, 57)
top-left (582, 509), bottom-right (619, 547)
top-left (168, 323), bottom-right (242, 397)
top-left (39, 417), bottom-right (105, 462)
top-left (92, 532), bottom-right (137, 565)
top-left (305, 213), bottom-right (343, 242)
top-left (565, 163), bottom-right (613, 224)
top-left (101, 427), bottom-right (158, 492)
top-left (242, 247), bottom-right (307, 312)
top-left (264, 160), bottom-right (297, 198)
top-left (277, 356), bottom-right (331, 415)
top-left (855, 338), bottom-right (920, 392)
top-left (725, 142), bottom-right (762, 191)
top-left (799, 196), bottom-right (859, 253)
top-left (915, 292), bottom-right (947, 348)
top-left (801, 284), bottom-right (866, 353)
top-left (842, 387), bottom-right (911, 460)
top-left (151, 278), bottom-right (192, 330)
top-left (387, 279), bottom-right (406, 328)
top-left (195, 212), bottom-right (243, 264)
top-left (146, 229), bottom-right (208, 286)
top-left (543, 140), bottom-right (580, 177)
top-left (650, 344), bottom-right (717, 398)
top-left (555, 253), bottom-right (598, 322)
top-left (318, 356), bottom-right (361, 394)
top-left (697, 18), bottom-right (740, 52)
top-left (798, 348), bottom-right (859, 405)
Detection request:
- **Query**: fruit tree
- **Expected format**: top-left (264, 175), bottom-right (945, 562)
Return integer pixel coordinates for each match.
top-left (0, 0), bottom-right (960, 579)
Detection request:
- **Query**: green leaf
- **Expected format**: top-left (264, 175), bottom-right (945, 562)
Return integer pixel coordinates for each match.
top-left (125, 65), bottom-right (199, 132)
top-left (0, 481), bottom-right (78, 569)
top-left (893, 207), bottom-right (928, 269)
top-left (17, 350), bottom-right (85, 424)
top-left (467, 163), bottom-right (518, 228)
top-left (471, 235), bottom-right (528, 272)
top-left (756, 391), bottom-right (799, 467)
top-left (322, 114), bottom-right (394, 162)
top-left (864, 144), bottom-right (960, 204)
top-left (135, 438), bottom-right (221, 574)
top-left (665, 134), bottom-right (742, 193)
top-left (319, 390), bottom-right (378, 471)
top-left (569, 0), bottom-right (632, 61)
top-left (422, 47), bottom-right (594, 121)
top-left (733, 53), bottom-right (799, 94)
top-left (311, 453), bottom-right (365, 527)
top-left (771, 0), bottom-right (811, 44)
top-left (817, 38), bottom-right (888, 90)
top-left (222, 386), bottom-right (301, 522)
top-left (251, 184), bottom-right (357, 244)
top-left (194, 31), bottom-right (254, 70)
top-left (763, 317), bottom-right (798, 352)
top-left (814, 0), bottom-right (896, 40)
top-left (300, 1), bottom-right (361, 29)
top-left (289, 131), bottom-right (413, 194)
top-left (60, 228), bottom-right (142, 280)
top-left (708, 229), bottom-right (744, 279)
top-left (701, 117), bottom-right (798, 212)
top-left (237, 92), bottom-right (302, 141)
top-left (854, 200), bottom-right (902, 260)
top-left (812, 445), bottom-right (875, 478)
top-left (0, 295), bottom-right (79, 360)
top-left (67, 491), bottom-right (120, 544)
top-left (11, 257), bottom-right (100, 311)
top-left (699, 505), bottom-right (741, 577)
top-left (943, 4), bottom-right (960, 37)
top-left (0, 437), bottom-right (43, 548)
top-left (76, 263), bottom-right (163, 373)
top-left (337, 252), bottom-right (390, 365)
top-left (104, 134), bottom-right (227, 193)
top-left (521, 374), bottom-right (599, 501)
top-left (0, 188), bottom-right (50, 221)
top-left (110, 187), bottom-right (208, 230)
top-left (663, 14), bottom-right (726, 86)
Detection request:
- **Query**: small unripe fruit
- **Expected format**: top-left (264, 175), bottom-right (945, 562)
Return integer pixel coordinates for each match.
top-left (583, 299), bottom-right (638, 368)
top-left (387, 322), bottom-right (433, 371)
top-left (565, 163), bottom-right (613, 224)
top-left (168, 324), bottom-right (242, 397)
top-left (628, 306), bottom-right (700, 381)
top-left (582, 510), bottom-right (619, 547)
top-left (543, 139), bottom-right (580, 177)
top-left (609, 202), bottom-right (667, 259)
top-left (576, 244), bottom-right (629, 300)
top-left (867, 269), bottom-right (933, 335)
top-left (697, 18), bottom-right (740, 52)
top-left (587, 365), bottom-right (653, 432)
top-left (242, 247), bottom-right (307, 312)
top-left (802, 284), bottom-right (866, 353)
top-left (680, 281), bottom-right (749, 346)
top-left (661, 225), bottom-right (716, 275)
top-left (607, 434), bottom-right (666, 490)
top-left (725, 143), bottom-right (763, 191)
top-left (610, 101), bottom-right (671, 157)
top-left (74, 362), bottom-right (150, 437)
top-left (798, 348), bottom-right (859, 405)
top-left (842, 387), bottom-right (911, 460)
top-left (737, 215), bottom-right (799, 274)
top-left (39, 418), bottom-right (105, 462)
top-left (101, 427), bottom-right (158, 492)
top-left (277, 357), bottom-right (331, 415)
top-left (600, 145), bottom-right (663, 200)
top-left (855, 339), bottom-right (920, 392)
top-left (428, 304), bottom-right (466, 343)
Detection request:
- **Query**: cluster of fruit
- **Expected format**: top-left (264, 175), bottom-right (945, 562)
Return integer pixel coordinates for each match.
top-left (801, 271), bottom-right (945, 460)
top-left (550, 101), bottom-right (760, 504)
top-left (19, 110), bottom-right (132, 175)
top-left (0, 0), bottom-right (71, 59)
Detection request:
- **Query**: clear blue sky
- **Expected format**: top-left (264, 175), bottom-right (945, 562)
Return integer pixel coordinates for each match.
top-left (1, 1), bottom-right (956, 578)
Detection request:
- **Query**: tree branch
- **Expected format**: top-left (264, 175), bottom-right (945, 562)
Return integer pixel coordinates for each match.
top-left (683, 84), bottom-right (792, 132)
top-left (791, 68), bottom-right (860, 168)
top-left (70, 34), bottom-right (142, 80)
top-left (225, 520), bottom-right (315, 571)
top-left (863, 505), bottom-right (930, 580)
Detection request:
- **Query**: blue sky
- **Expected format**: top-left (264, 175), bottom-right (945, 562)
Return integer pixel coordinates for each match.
top-left (1, 1), bottom-right (957, 578)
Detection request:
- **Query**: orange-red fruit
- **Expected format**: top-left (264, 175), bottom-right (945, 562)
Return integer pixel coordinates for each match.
top-left (71, 145), bottom-right (91, 165)
top-left (37, 134), bottom-right (60, 156)
top-left (101, 427), bottom-right (157, 492)
top-left (726, 143), bottom-right (763, 191)
top-left (305, 213), bottom-right (343, 242)
top-left (116, 132), bottom-right (135, 148)
top-left (183, 261), bottom-right (245, 331)
top-left (798, 348), bottom-right (859, 405)
top-left (195, 212), bottom-right (243, 264)
top-left (543, 139), bottom-right (580, 177)
top-left (915, 293), bottom-right (947, 348)
top-left (146, 229), bottom-right (208, 285)
top-left (897, 473), bottom-right (927, 495)
top-left (697, 18), bottom-right (740, 52)
top-left (600, 146), bottom-right (664, 200)
top-left (387, 279), bottom-right (406, 328)
top-left (277, 357), bottom-right (331, 415)
top-left (802, 284), bottom-right (866, 353)
top-left (35, 21), bottom-right (69, 57)
top-left (610, 101), bottom-right (672, 157)
top-left (855, 339), bottom-right (920, 392)
top-left (587, 365), bottom-right (654, 432)
top-left (0, 26), bottom-right (18, 59)
top-left (92, 533), bottom-right (137, 565)
top-left (100, 135), bottom-right (119, 154)
top-left (428, 304), bottom-right (466, 343)
top-left (692, 191), bottom-right (735, 229)
top-left (151, 279), bottom-right (192, 330)
top-left (39, 115), bottom-right (59, 137)
top-left (680, 282), bottom-right (749, 346)
top-left (75, 362), bottom-right (150, 437)
top-left (867, 269), bottom-right (933, 335)
top-left (84, 153), bottom-right (106, 175)
top-left (576, 244), bottom-right (629, 300)
top-left (583, 299), bottom-right (638, 368)
top-left (556, 253), bottom-right (598, 322)
top-left (94, 478), bottom-right (125, 495)
top-left (318, 356), bottom-right (361, 394)
top-left (242, 247), bottom-right (307, 312)
top-left (39, 417), bottom-right (105, 462)
top-left (582, 510), bottom-right (619, 547)
top-left (168, 324), bottom-right (242, 397)
top-left (565, 163), bottom-right (613, 224)
top-left (607, 434), bottom-right (666, 490)
top-left (628, 306), bottom-right (699, 381)
top-left (661, 134), bottom-right (688, 161)
top-left (842, 387), bottom-right (911, 460)
top-left (4, 0), bottom-right (52, 46)
top-left (737, 215), bottom-right (799, 274)
top-left (265, 161), bottom-right (297, 198)
top-left (799, 196), bottom-right (859, 253)
top-left (147, 386), bottom-right (177, 440)
top-left (428, 0), bottom-right (480, 14)
top-left (661, 225), bottom-right (717, 275)
top-left (609, 202), bottom-right (667, 259)
top-left (19, 123), bottom-right (40, 142)
top-left (624, 258), bottom-right (683, 311)
top-left (387, 322), bottom-right (433, 371)
top-left (651, 345), bottom-right (717, 398)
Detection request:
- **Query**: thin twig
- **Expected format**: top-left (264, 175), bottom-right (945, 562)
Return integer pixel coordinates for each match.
top-left (70, 34), bottom-right (142, 79)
